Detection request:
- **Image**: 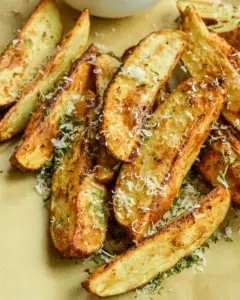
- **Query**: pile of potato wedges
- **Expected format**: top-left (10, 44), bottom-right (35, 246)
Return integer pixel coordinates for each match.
top-left (1, 0), bottom-right (240, 297)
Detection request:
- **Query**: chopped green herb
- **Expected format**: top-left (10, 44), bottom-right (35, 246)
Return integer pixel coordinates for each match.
top-left (43, 106), bottom-right (50, 116)
top-left (24, 38), bottom-right (32, 46)
top-left (113, 162), bottom-right (121, 172)
top-left (52, 218), bottom-right (64, 228)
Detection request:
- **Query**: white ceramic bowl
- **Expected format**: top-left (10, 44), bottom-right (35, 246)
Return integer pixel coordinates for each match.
top-left (63, 0), bottom-right (160, 18)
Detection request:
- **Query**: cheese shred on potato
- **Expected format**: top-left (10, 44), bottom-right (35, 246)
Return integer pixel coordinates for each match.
top-left (0, 9), bottom-right (90, 141)
top-left (83, 186), bottom-right (230, 297)
top-left (181, 6), bottom-right (240, 133)
top-left (103, 29), bottom-right (187, 162)
top-left (0, 0), bottom-right (63, 109)
top-left (113, 77), bottom-right (225, 241)
top-left (10, 45), bottom-right (96, 171)
top-left (50, 90), bottom-right (108, 257)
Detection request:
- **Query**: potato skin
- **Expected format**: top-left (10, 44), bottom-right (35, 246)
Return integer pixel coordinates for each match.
top-left (10, 45), bottom-right (97, 171)
top-left (103, 29), bottom-right (187, 162)
top-left (83, 186), bottom-right (230, 297)
top-left (0, 9), bottom-right (90, 141)
top-left (113, 77), bottom-right (225, 241)
top-left (199, 122), bottom-right (240, 205)
top-left (0, 0), bottom-right (63, 110)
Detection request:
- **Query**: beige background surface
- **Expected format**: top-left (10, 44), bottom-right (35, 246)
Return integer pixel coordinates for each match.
top-left (0, 0), bottom-right (240, 299)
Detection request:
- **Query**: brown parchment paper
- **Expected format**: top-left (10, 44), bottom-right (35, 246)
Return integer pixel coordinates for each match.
top-left (0, 0), bottom-right (240, 299)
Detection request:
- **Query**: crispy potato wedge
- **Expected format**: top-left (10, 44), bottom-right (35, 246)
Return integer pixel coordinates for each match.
top-left (103, 29), bottom-right (187, 162)
top-left (113, 77), bottom-right (225, 241)
top-left (0, 9), bottom-right (90, 142)
top-left (177, 0), bottom-right (240, 23)
top-left (95, 53), bottom-right (122, 184)
top-left (0, 0), bottom-right (62, 109)
top-left (199, 122), bottom-right (240, 205)
top-left (181, 6), bottom-right (240, 132)
top-left (50, 90), bottom-right (108, 257)
top-left (208, 33), bottom-right (240, 74)
top-left (209, 20), bottom-right (240, 50)
top-left (83, 186), bottom-right (230, 297)
top-left (10, 45), bottom-right (96, 171)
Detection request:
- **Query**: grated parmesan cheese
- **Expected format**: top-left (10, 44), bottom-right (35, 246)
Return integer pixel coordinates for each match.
top-left (120, 65), bottom-right (145, 83)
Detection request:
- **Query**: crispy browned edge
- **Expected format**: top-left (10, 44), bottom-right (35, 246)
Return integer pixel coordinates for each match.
top-left (113, 77), bottom-right (226, 241)
top-left (10, 44), bottom-right (97, 171)
top-left (103, 29), bottom-right (188, 163)
top-left (0, 9), bottom-right (89, 141)
top-left (0, 0), bottom-right (63, 110)
top-left (50, 90), bottom-right (108, 258)
top-left (199, 123), bottom-right (240, 205)
top-left (82, 186), bottom-right (230, 295)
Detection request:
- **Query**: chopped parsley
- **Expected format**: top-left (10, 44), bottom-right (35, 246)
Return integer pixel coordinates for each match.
top-left (113, 162), bottom-right (121, 172)
top-left (36, 99), bottom-right (82, 200)
top-left (24, 38), bottom-right (32, 46)
top-left (35, 158), bottom-right (53, 200)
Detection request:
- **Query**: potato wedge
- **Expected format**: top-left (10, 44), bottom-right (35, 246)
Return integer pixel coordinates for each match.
top-left (113, 77), bottom-right (225, 241)
top-left (50, 90), bottom-right (108, 257)
top-left (208, 32), bottom-right (240, 74)
top-left (103, 29), bottom-right (187, 162)
top-left (209, 20), bottom-right (240, 50)
top-left (199, 122), bottom-right (240, 205)
top-left (0, 0), bottom-right (62, 109)
top-left (95, 53), bottom-right (122, 184)
top-left (10, 45), bottom-right (96, 171)
top-left (177, 0), bottom-right (240, 23)
top-left (83, 186), bottom-right (230, 297)
top-left (181, 6), bottom-right (240, 132)
top-left (0, 9), bottom-right (90, 142)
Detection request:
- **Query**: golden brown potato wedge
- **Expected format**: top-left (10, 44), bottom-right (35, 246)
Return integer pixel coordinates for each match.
top-left (83, 186), bottom-right (230, 297)
top-left (0, 0), bottom-right (62, 109)
top-left (10, 45), bottom-right (97, 171)
top-left (113, 77), bottom-right (225, 241)
top-left (199, 122), bottom-right (240, 205)
top-left (177, 0), bottom-right (240, 23)
top-left (95, 53), bottom-right (122, 184)
top-left (181, 6), bottom-right (240, 133)
top-left (0, 9), bottom-right (90, 141)
top-left (50, 90), bottom-right (108, 257)
top-left (103, 29), bottom-right (187, 162)
top-left (208, 33), bottom-right (240, 74)
top-left (209, 20), bottom-right (240, 50)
